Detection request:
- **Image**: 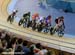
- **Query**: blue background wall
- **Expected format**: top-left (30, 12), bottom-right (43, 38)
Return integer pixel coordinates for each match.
top-left (46, 0), bottom-right (75, 12)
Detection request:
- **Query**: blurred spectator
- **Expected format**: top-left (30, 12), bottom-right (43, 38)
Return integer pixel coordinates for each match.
top-left (2, 40), bottom-right (7, 51)
top-left (15, 46), bottom-right (23, 55)
top-left (22, 41), bottom-right (30, 55)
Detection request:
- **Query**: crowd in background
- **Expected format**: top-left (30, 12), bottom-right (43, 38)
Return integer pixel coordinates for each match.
top-left (0, 29), bottom-right (52, 55)
top-left (7, 10), bottom-right (65, 37)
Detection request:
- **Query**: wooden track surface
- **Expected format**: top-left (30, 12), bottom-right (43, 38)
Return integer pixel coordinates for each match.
top-left (0, 0), bottom-right (10, 21)
top-left (0, 0), bottom-right (75, 53)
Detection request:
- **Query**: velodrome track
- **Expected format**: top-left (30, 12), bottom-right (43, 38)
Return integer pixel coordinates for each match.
top-left (0, 0), bottom-right (75, 53)
top-left (0, 0), bottom-right (10, 21)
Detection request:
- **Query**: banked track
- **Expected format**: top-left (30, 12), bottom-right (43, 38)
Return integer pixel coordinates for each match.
top-left (0, 0), bottom-right (75, 54)
top-left (0, 0), bottom-right (10, 21)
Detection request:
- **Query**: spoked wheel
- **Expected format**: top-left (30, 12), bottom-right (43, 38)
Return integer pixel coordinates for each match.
top-left (23, 22), bottom-right (27, 28)
top-left (7, 15), bottom-right (11, 22)
top-left (50, 27), bottom-right (55, 35)
top-left (58, 32), bottom-right (64, 37)
top-left (58, 28), bottom-right (64, 37)
top-left (18, 19), bottom-right (23, 26)
top-left (10, 18), bottom-right (14, 24)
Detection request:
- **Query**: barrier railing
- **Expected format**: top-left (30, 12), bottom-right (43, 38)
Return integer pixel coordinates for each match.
top-left (0, 22), bottom-right (75, 53)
